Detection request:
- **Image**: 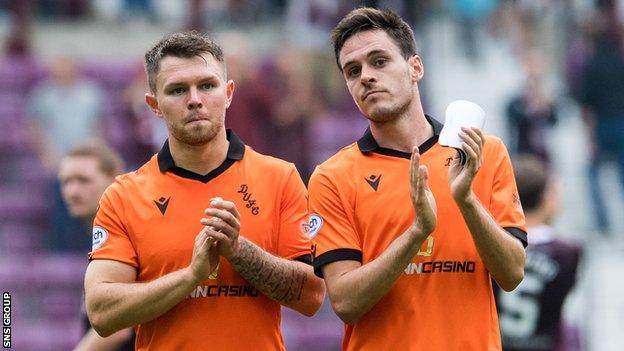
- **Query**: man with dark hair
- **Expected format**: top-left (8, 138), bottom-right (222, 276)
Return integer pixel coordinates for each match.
top-left (84, 31), bottom-right (324, 350)
top-left (58, 141), bottom-right (135, 351)
top-left (308, 8), bottom-right (526, 350)
top-left (496, 156), bottom-right (583, 351)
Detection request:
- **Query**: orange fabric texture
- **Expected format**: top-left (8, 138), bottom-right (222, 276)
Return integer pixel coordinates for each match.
top-left (90, 131), bottom-right (311, 350)
top-left (309, 118), bottom-right (526, 351)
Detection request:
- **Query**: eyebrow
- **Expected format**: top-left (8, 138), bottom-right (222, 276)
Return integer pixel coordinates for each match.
top-left (163, 75), bottom-right (219, 90)
top-left (341, 49), bottom-right (388, 71)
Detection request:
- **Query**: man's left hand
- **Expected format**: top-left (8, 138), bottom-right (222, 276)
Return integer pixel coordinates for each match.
top-left (448, 127), bottom-right (484, 203)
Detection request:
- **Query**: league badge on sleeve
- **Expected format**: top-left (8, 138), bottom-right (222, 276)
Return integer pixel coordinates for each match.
top-left (308, 214), bottom-right (324, 238)
top-left (92, 226), bottom-right (109, 250)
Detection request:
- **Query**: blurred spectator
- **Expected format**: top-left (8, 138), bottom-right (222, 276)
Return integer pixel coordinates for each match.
top-left (27, 56), bottom-right (105, 173)
top-left (565, 21), bottom-right (595, 100)
top-left (308, 89), bottom-right (368, 167)
top-left (506, 0), bottom-right (559, 55)
top-left (2, 0), bottom-right (33, 57)
top-left (261, 48), bottom-right (324, 180)
top-left (449, 0), bottom-right (499, 62)
top-left (58, 141), bottom-right (123, 227)
top-left (27, 55), bottom-right (105, 252)
top-left (120, 64), bottom-right (163, 169)
top-left (506, 48), bottom-right (558, 164)
top-left (284, 0), bottom-right (343, 50)
top-left (220, 31), bottom-right (270, 151)
top-left (119, 0), bottom-right (156, 23)
top-left (496, 156), bottom-right (583, 351)
top-left (57, 141), bottom-right (135, 351)
top-left (577, 3), bottom-right (624, 234)
top-left (36, 0), bottom-right (88, 19)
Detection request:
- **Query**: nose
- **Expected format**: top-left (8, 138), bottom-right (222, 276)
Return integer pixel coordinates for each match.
top-left (187, 86), bottom-right (203, 110)
top-left (359, 64), bottom-right (377, 86)
top-left (62, 181), bottom-right (81, 202)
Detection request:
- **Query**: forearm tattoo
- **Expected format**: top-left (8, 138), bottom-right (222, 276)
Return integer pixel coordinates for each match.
top-left (229, 238), bottom-right (308, 304)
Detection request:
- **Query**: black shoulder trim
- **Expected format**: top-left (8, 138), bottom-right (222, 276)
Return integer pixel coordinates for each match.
top-left (294, 254), bottom-right (312, 265)
top-left (313, 248), bottom-right (362, 278)
top-left (504, 227), bottom-right (528, 248)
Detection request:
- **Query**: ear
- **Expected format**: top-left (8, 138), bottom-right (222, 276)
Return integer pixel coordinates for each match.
top-left (145, 93), bottom-right (163, 118)
top-left (408, 55), bottom-right (424, 83)
top-left (225, 80), bottom-right (236, 109)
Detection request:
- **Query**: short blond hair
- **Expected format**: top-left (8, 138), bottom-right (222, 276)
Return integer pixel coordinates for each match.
top-left (65, 140), bottom-right (125, 177)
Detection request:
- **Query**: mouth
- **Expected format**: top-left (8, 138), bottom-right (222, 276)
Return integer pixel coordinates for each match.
top-left (185, 114), bottom-right (210, 124)
top-left (362, 90), bottom-right (384, 101)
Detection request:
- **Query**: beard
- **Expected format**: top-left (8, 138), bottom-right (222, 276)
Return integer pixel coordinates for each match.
top-left (364, 94), bottom-right (412, 123)
top-left (168, 114), bottom-right (224, 146)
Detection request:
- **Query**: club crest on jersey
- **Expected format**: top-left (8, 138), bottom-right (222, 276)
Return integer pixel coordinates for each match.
top-left (238, 184), bottom-right (260, 215)
top-left (92, 226), bottom-right (108, 250)
top-left (308, 214), bottom-right (323, 238)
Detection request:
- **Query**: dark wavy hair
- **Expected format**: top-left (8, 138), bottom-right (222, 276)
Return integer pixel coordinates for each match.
top-left (331, 7), bottom-right (417, 70)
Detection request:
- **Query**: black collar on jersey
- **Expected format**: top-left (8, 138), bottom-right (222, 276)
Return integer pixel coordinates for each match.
top-left (357, 114), bottom-right (444, 159)
top-left (157, 129), bottom-right (245, 183)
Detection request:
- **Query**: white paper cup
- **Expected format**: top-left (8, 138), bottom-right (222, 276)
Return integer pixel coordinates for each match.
top-left (439, 100), bottom-right (486, 164)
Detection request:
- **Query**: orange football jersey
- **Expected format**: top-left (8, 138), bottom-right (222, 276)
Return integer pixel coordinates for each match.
top-left (90, 130), bottom-right (311, 350)
top-left (309, 116), bottom-right (526, 351)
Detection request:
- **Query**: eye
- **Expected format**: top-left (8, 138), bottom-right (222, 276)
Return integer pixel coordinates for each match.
top-left (171, 87), bottom-right (186, 95)
top-left (200, 83), bottom-right (214, 90)
top-left (347, 66), bottom-right (361, 78)
top-left (373, 57), bottom-right (387, 67)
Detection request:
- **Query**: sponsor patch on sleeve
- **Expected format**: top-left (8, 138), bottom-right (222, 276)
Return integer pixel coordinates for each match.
top-left (92, 226), bottom-right (108, 251)
top-left (308, 214), bottom-right (323, 238)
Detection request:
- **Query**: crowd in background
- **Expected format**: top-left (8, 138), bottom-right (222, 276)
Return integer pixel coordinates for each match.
top-left (1, 0), bottom-right (624, 350)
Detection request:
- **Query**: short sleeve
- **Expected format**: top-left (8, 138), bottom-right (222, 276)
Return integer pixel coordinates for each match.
top-left (88, 183), bottom-right (138, 268)
top-left (489, 139), bottom-right (528, 246)
top-left (275, 164), bottom-right (312, 263)
top-left (308, 167), bottom-right (361, 277)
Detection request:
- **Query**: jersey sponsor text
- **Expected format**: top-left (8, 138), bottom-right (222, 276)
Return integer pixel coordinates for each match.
top-left (404, 260), bottom-right (476, 275)
top-left (189, 284), bottom-right (260, 298)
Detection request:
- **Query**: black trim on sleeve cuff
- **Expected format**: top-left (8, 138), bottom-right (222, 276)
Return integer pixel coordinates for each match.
top-left (313, 248), bottom-right (362, 278)
top-left (504, 227), bottom-right (528, 248)
top-left (294, 254), bottom-right (313, 265)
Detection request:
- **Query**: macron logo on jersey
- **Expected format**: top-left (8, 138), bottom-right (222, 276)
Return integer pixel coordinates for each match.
top-left (365, 174), bottom-right (382, 191)
top-left (92, 226), bottom-right (108, 251)
top-left (154, 196), bottom-right (170, 215)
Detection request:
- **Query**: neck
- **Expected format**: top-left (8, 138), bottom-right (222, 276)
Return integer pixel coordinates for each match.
top-left (168, 129), bottom-right (229, 175)
top-left (369, 101), bottom-right (432, 153)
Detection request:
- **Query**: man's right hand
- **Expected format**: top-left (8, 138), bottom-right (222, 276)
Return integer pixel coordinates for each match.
top-left (409, 146), bottom-right (437, 239)
top-left (188, 228), bottom-right (220, 284)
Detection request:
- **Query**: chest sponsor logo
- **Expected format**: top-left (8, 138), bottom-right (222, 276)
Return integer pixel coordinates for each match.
top-left (404, 260), bottom-right (476, 275)
top-left (92, 226), bottom-right (108, 251)
top-left (154, 196), bottom-right (170, 215)
top-left (365, 174), bottom-right (382, 191)
top-left (189, 284), bottom-right (260, 298)
top-left (238, 184), bottom-right (260, 215)
top-left (308, 214), bottom-right (323, 238)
